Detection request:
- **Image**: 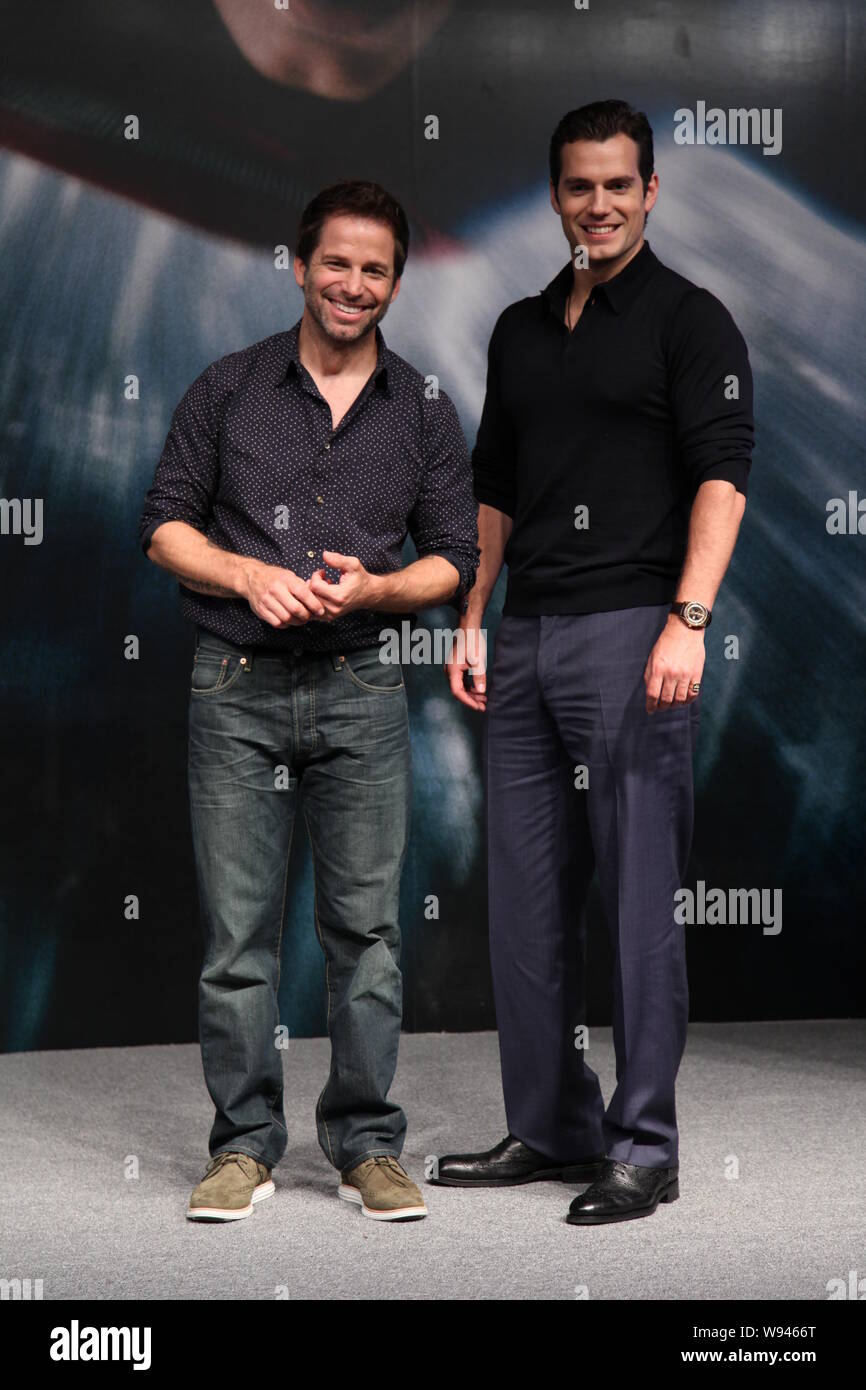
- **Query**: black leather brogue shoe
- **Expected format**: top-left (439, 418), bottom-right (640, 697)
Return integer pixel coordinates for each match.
top-left (566, 1158), bottom-right (679, 1224)
top-left (428, 1133), bottom-right (605, 1187)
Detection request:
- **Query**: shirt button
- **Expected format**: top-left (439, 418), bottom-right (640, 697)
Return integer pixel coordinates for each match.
top-left (316, 496), bottom-right (324, 504)
top-left (307, 549), bottom-right (315, 558)
top-left (324, 442), bottom-right (331, 451)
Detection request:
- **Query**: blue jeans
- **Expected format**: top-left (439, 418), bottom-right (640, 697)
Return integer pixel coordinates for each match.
top-left (187, 625), bottom-right (412, 1175)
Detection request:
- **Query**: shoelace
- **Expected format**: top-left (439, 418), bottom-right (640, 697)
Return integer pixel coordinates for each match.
top-left (609, 1161), bottom-right (634, 1181)
top-left (369, 1155), bottom-right (413, 1187)
top-left (206, 1152), bottom-right (257, 1178)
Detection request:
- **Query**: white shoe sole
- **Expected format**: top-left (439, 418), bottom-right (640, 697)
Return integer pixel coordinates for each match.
top-left (187, 1178), bottom-right (275, 1222)
top-left (337, 1183), bottom-right (427, 1221)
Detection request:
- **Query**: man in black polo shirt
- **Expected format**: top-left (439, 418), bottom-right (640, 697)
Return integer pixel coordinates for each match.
top-left (139, 180), bottom-right (479, 1224)
top-left (434, 101), bottom-right (754, 1223)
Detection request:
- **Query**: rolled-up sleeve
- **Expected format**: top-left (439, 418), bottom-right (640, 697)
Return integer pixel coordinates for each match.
top-left (138, 364), bottom-right (221, 554)
top-left (408, 390), bottom-right (480, 616)
top-left (666, 288), bottom-right (754, 500)
top-left (471, 311), bottom-right (517, 518)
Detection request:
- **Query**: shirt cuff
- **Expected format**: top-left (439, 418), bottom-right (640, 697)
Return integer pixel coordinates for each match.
top-left (139, 518), bottom-right (166, 554)
top-left (691, 461), bottom-right (750, 499)
top-left (139, 514), bottom-right (206, 554)
top-left (473, 480), bottom-right (515, 518)
top-left (420, 546), bottom-right (481, 616)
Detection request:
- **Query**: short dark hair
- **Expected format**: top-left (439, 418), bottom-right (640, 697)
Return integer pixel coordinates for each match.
top-left (295, 180), bottom-right (410, 279)
top-left (549, 100), bottom-right (654, 192)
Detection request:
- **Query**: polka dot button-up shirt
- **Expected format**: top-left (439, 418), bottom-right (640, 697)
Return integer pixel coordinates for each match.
top-left (138, 320), bottom-right (480, 652)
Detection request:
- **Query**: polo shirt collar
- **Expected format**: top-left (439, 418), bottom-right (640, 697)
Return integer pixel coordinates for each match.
top-left (278, 318), bottom-right (392, 394)
top-left (542, 239), bottom-right (658, 317)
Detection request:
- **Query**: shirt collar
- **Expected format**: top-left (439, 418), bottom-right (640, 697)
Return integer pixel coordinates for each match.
top-left (541, 239), bottom-right (658, 317)
top-left (277, 318), bottom-right (392, 394)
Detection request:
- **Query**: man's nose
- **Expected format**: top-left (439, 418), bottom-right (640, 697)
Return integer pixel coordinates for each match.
top-left (588, 189), bottom-right (611, 214)
top-left (341, 270), bottom-right (365, 297)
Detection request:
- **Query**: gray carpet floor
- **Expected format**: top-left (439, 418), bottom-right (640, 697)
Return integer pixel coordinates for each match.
top-left (1, 1021), bottom-right (864, 1300)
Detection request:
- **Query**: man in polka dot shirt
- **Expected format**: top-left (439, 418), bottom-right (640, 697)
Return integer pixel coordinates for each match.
top-left (139, 180), bottom-right (479, 1224)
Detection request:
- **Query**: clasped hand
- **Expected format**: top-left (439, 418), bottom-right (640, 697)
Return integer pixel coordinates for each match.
top-left (245, 550), bottom-right (374, 628)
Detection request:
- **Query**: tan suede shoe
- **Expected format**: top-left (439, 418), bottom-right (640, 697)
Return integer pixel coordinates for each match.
top-left (338, 1155), bottom-right (428, 1221)
top-left (187, 1151), bottom-right (275, 1222)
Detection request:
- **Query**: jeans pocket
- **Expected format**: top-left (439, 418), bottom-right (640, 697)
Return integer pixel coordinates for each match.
top-left (191, 645), bottom-right (248, 695)
top-left (342, 645), bottom-right (404, 693)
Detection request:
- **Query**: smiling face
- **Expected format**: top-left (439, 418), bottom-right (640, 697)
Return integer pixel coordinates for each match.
top-left (550, 132), bottom-right (658, 272)
top-left (294, 214), bottom-right (401, 344)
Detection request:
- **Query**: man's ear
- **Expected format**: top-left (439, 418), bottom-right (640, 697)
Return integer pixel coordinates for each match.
top-left (389, 275), bottom-right (402, 305)
top-left (549, 180), bottom-right (562, 215)
top-left (292, 254), bottom-right (306, 289)
top-left (643, 172), bottom-right (659, 217)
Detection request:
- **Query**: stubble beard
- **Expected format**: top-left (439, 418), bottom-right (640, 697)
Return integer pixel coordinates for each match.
top-left (304, 283), bottom-right (391, 347)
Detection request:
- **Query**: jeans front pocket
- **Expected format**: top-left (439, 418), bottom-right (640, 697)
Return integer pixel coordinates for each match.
top-left (191, 644), bottom-right (249, 695)
top-left (341, 645), bottom-right (404, 693)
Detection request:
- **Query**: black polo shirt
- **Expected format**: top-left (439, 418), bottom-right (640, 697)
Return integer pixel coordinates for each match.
top-left (471, 239), bottom-right (754, 615)
top-left (138, 321), bottom-right (480, 651)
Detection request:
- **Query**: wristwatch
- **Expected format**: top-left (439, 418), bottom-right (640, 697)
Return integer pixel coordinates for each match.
top-left (671, 600), bottom-right (712, 629)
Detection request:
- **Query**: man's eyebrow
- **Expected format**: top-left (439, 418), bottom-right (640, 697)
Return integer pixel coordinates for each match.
top-left (320, 253), bottom-right (390, 271)
top-left (563, 174), bottom-right (635, 185)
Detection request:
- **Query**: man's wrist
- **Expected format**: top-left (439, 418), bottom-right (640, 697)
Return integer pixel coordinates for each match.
top-left (463, 595), bottom-right (488, 626)
top-left (671, 598), bottom-right (713, 630)
top-left (462, 610), bottom-right (485, 630)
top-left (364, 571), bottom-right (388, 608)
top-left (667, 611), bottom-right (706, 636)
top-left (232, 554), bottom-right (256, 600)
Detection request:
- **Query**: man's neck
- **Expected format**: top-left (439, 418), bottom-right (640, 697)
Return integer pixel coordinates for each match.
top-left (298, 313), bottom-right (378, 380)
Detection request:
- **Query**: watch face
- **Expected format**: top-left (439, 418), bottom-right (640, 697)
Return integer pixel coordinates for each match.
top-left (683, 602), bottom-right (708, 626)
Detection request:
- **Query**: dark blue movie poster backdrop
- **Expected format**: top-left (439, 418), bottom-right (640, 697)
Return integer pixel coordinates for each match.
top-left (1, 0), bottom-right (864, 1049)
